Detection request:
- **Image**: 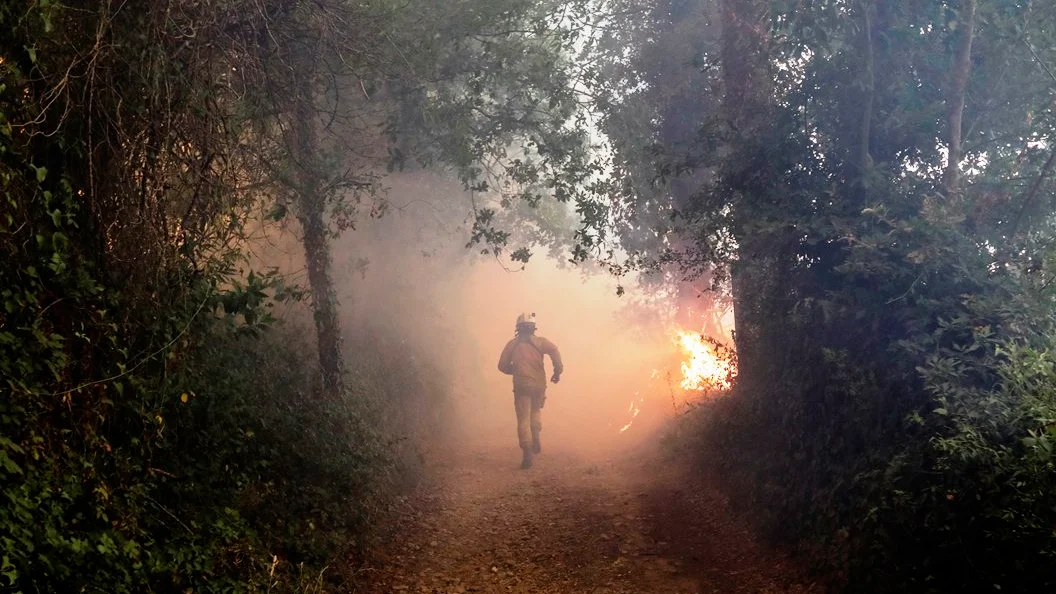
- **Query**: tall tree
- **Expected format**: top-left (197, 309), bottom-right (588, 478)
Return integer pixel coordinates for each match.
top-left (587, 0), bottom-right (1056, 590)
top-left (716, 0), bottom-right (776, 380)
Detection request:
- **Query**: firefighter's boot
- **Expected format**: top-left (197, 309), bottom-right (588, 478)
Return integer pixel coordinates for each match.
top-left (520, 446), bottom-right (533, 469)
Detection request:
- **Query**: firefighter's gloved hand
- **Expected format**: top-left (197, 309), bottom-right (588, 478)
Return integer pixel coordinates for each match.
top-left (551, 373), bottom-right (561, 384)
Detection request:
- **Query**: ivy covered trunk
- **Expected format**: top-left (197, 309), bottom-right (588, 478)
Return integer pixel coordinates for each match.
top-left (293, 77), bottom-right (345, 399)
top-left (299, 194), bottom-right (344, 399)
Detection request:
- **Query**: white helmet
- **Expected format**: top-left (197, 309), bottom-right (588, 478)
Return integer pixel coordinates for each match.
top-left (516, 312), bottom-right (537, 328)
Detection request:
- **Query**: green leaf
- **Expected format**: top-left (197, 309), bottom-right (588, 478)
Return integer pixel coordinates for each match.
top-left (267, 202), bottom-right (287, 221)
top-left (0, 553), bottom-right (17, 585)
top-left (0, 451), bottom-right (22, 475)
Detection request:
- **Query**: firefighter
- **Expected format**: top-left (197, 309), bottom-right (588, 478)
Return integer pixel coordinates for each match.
top-left (497, 312), bottom-right (563, 469)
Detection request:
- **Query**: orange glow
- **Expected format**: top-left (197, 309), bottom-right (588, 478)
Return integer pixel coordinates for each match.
top-left (617, 328), bottom-right (735, 436)
top-left (618, 393), bottom-right (644, 433)
top-left (674, 329), bottom-right (734, 391)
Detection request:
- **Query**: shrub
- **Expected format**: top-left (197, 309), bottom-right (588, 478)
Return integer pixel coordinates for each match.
top-left (699, 202), bottom-right (1056, 593)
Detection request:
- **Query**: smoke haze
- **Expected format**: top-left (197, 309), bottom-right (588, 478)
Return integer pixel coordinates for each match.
top-left (252, 169), bottom-right (725, 460)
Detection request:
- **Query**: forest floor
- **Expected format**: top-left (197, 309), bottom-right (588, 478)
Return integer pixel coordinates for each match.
top-left (360, 433), bottom-right (820, 594)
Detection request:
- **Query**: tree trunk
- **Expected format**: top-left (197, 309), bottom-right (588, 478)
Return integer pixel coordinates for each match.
top-left (300, 197), bottom-right (344, 399)
top-left (719, 0), bottom-right (772, 386)
top-left (944, 0), bottom-right (977, 196)
top-left (718, 0), bottom-right (770, 123)
top-left (859, 0), bottom-right (876, 178)
top-left (293, 78), bottom-right (345, 399)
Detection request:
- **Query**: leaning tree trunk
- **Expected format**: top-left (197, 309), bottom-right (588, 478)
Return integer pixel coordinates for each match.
top-left (858, 0), bottom-right (876, 179)
top-left (944, 0), bottom-right (976, 196)
top-left (292, 76), bottom-right (345, 400)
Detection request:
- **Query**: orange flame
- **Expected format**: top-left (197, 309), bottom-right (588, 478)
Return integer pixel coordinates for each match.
top-left (615, 330), bottom-right (735, 436)
top-left (674, 330), bottom-right (734, 391)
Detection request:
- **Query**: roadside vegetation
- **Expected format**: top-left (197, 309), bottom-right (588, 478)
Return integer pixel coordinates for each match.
top-left (6, 0), bottom-right (1056, 593)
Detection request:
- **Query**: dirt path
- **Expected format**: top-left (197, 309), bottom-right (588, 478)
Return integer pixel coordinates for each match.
top-left (363, 439), bottom-right (817, 594)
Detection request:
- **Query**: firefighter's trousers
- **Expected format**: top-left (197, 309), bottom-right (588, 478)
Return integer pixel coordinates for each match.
top-left (514, 389), bottom-right (544, 449)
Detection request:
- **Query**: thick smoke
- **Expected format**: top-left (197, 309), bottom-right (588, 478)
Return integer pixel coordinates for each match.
top-left (254, 169), bottom-right (718, 458)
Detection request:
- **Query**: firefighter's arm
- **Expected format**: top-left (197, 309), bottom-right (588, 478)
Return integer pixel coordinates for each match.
top-left (543, 339), bottom-right (563, 382)
top-left (497, 340), bottom-right (516, 375)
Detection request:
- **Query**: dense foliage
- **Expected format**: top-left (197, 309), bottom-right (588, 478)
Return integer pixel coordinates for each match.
top-left (11, 0), bottom-right (1056, 591)
top-left (590, 0), bottom-right (1056, 592)
top-left (0, 0), bottom-right (594, 592)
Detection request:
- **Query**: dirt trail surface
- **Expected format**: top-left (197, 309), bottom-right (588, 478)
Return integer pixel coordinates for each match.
top-left (363, 439), bottom-right (818, 594)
